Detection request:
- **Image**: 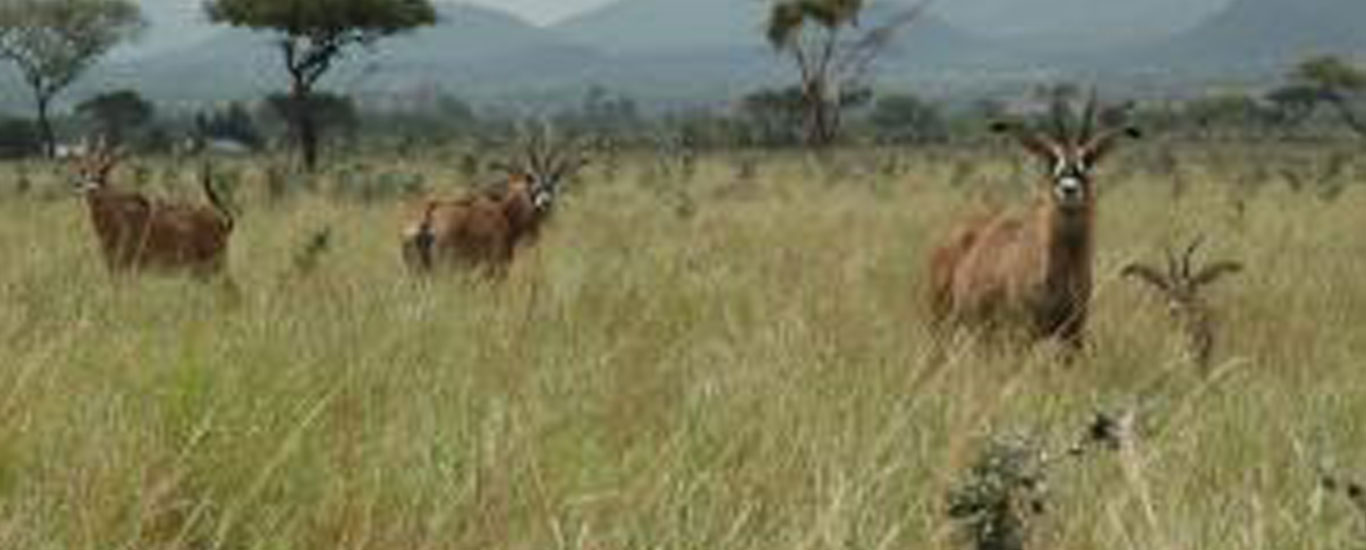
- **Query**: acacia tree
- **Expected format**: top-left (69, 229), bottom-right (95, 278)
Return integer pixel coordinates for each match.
top-left (204, 0), bottom-right (436, 171)
top-left (764, 0), bottom-right (926, 147)
top-left (0, 0), bottom-right (143, 157)
top-left (1290, 55), bottom-right (1366, 138)
top-left (76, 89), bottom-right (153, 146)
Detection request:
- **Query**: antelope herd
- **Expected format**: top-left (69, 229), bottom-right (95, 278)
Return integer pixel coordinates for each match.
top-left (52, 95), bottom-right (1253, 360)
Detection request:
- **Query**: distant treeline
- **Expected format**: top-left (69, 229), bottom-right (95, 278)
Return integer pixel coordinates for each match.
top-left (0, 72), bottom-right (1362, 160)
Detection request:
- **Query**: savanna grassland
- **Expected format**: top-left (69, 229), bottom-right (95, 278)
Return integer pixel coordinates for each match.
top-left (1, 141), bottom-right (1365, 550)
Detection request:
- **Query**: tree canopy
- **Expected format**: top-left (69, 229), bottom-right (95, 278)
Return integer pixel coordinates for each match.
top-left (205, 0), bottom-right (436, 170)
top-left (0, 0), bottom-right (143, 156)
top-left (1289, 55), bottom-right (1366, 137)
top-left (1294, 55), bottom-right (1366, 93)
top-left (766, 0), bottom-right (864, 48)
top-left (77, 89), bottom-right (154, 144)
top-left (762, 0), bottom-right (924, 146)
top-left (205, 0), bottom-right (437, 54)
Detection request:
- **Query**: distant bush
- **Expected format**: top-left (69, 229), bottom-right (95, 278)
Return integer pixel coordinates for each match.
top-left (0, 117), bottom-right (43, 159)
top-left (868, 93), bottom-right (948, 144)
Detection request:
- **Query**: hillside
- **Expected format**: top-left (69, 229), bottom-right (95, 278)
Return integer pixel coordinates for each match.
top-left (556, 0), bottom-right (998, 74)
top-left (111, 0), bottom-right (218, 61)
top-left (76, 0), bottom-right (998, 105)
top-left (84, 4), bottom-right (606, 103)
top-left (936, 0), bottom-right (1229, 43)
top-left (362, 4), bottom-right (604, 93)
top-left (8, 0), bottom-right (1366, 108)
top-left (554, 0), bottom-right (767, 55)
top-left (1152, 0), bottom-right (1366, 70)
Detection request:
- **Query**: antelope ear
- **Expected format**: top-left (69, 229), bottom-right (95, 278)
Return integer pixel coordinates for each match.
top-left (1192, 261), bottom-right (1243, 287)
top-left (991, 121), bottom-right (1060, 163)
top-left (1082, 126), bottom-right (1141, 165)
top-left (486, 161), bottom-right (516, 174)
top-left (1121, 263), bottom-right (1171, 293)
top-left (545, 157), bottom-right (587, 185)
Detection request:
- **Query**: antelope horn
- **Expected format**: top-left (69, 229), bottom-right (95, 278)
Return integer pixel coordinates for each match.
top-left (1165, 246), bottom-right (1180, 283)
top-left (1051, 97), bottom-right (1070, 144)
top-left (526, 122), bottom-right (545, 175)
top-left (1182, 236), bottom-right (1205, 281)
top-left (1080, 87), bottom-right (1099, 143)
top-left (543, 122), bottom-right (567, 176)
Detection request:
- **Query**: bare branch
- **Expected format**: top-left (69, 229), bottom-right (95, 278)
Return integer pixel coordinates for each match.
top-left (838, 0), bottom-right (931, 87)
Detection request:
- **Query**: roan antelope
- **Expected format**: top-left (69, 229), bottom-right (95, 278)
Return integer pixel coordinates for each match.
top-left (930, 96), bottom-right (1141, 350)
top-left (74, 145), bottom-right (235, 279)
top-left (1122, 237), bottom-right (1243, 370)
top-left (401, 133), bottom-right (587, 275)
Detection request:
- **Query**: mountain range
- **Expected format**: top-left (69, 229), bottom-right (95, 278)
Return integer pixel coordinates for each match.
top-left (2, 0), bottom-right (1365, 109)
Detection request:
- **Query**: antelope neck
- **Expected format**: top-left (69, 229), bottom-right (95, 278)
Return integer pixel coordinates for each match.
top-left (1039, 198), bottom-right (1094, 286)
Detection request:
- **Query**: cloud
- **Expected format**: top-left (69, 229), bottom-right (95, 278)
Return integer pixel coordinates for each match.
top-left (462, 0), bottom-right (616, 25)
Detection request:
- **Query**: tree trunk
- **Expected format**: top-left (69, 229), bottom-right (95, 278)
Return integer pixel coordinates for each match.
top-left (292, 80), bottom-right (320, 172)
top-left (803, 81), bottom-right (838, 148)
top-left (35, 94), bottom-right (55, 159)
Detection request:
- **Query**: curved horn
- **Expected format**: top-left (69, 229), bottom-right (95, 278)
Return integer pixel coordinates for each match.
top-left (1080, 87), bottom-right (1099, 143)
top-left (524, 121), bottom-right (545, 175)
top-left (1192, 261), bottom-right (1244, 287)
top-left (1182, 236), bottom-right (1205, 281)
top-left (1050, 94), bottom-right (1071, 143)
top-left (991, 121), bottom-right (1061, 162)
top-left (541, 121), bottom-right (564, 175)
top-left (1122, 263), bottom-right (1171, 294)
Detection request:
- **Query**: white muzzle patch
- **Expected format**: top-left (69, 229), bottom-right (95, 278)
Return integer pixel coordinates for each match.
top-left (1055, 176), bottom-right (1085, 205)
top-left (532, 189), bottom-right (553, 210)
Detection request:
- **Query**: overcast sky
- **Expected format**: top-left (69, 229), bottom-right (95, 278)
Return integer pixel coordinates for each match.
top-left (465, 0), bottom-right (614, 24)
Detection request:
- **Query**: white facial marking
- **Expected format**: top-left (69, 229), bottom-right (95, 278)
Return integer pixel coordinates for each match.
top-left (532, 184), bottom-right (553, 209)
top-left (1055, 176), bottom-right (1084, 204)
top-left (74, 175), bottom-right (101, 192)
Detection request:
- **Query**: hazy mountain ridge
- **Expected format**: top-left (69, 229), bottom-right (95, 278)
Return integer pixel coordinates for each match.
top-left (114, 0), bottom-right (218, 61)
top-left (87, 4), bottom-right (608, 102)
top-left (4, 0), bottom-right (1366, 110)
top-left (1149, 0), bottom-right (1366, 70)
top-left (556, 0), bottom-right (1003, 83)
top-left (934, 0), bottom-right (1230, 43)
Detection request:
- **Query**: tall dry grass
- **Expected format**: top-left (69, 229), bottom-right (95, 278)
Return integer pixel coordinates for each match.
top-left (0, 143), bottom-right (1364, 550)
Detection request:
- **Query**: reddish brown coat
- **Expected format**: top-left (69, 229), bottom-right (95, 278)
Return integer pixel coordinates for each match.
top-left (400, 173), bottom-right (547, 275)
top-left (931, 116), bottom-right (1139, 348)
top-left (76, 153), bottom-right (234, 278)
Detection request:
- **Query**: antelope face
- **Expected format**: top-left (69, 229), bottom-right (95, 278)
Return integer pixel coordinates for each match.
top-left (71, 161), bottom-right (114, 193)
top-left (527, 172), bottom-right (558, 212)
top-left (1049, 150), bottom-right (1092, 210)
top-left (991, 96), bottom-right (1141, 215)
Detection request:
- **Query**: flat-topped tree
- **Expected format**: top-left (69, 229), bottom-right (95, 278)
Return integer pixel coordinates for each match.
top-left (77, 89), bottom-right (154, 147)
top-left (764, 0), bottom-right (927, 148)
top-left (204, 0), bottom-right (436, 171)
top-left (0, 0), bottom-right (144, 158)
top-left (1290, 55), bottom-right (1366, 138)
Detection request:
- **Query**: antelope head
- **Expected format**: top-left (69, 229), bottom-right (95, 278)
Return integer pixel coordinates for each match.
top-left (499, 126), bottom-right (589, 213)
top-left (1122, 237), bottom-right (1244, 314)
top-left (991, 93), bottom-right (1141, 214)
top-left (71, 139), bottom-right (123, 193)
